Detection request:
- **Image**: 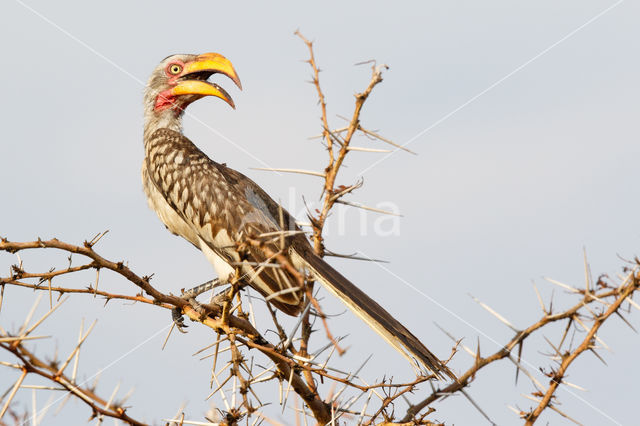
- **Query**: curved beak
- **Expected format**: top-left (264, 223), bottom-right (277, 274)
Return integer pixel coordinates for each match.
top-left (171, 52), bottom-right (242, 109)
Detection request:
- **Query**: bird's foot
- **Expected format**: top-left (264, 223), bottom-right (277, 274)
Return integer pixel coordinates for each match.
top-left (171, 306), bottom-right (189, 333)
top-left (171, 278), bottom-right (222, 332)
top-left (172, 297), bottom-right (213, 332)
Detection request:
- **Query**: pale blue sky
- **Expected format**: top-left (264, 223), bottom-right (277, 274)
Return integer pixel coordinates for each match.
top-left (1, 1), bottom-right (639, 424)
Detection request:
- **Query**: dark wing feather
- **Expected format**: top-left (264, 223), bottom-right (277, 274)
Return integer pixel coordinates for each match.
top-left (299, 250), bottom-right (456, 379)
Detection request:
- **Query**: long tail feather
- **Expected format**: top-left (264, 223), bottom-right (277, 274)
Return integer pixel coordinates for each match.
top-left (297, 250), bottom-right (456, 380)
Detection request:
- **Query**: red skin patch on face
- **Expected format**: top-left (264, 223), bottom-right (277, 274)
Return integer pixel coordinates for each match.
top-left (155, 89), bottom-right (176, 111)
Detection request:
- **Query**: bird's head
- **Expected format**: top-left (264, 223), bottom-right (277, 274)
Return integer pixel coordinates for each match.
top-left (144, 52), bottom-right (242, 118)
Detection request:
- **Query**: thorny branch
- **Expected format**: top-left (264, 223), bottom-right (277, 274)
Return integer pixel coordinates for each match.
top-left (292, 34), bottom-right (401, 408)
top-left (0, 237), bottom-right (335, 425)
top-left (0, 234), bottom-right (435, 425)
top-left (523, 269), bottom-right (640, 425)
top-left (295, 30), bottom-right (392, 257)
top-left (400, 266), bottom-right (640, 425)
top-left (2, 31), bottom-right (640, 426)
top-left (1, 338), bottom-right (145, 426)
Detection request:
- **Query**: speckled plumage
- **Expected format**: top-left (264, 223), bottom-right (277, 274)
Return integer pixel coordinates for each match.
top-left (141, 53), bottom-right (455, 379)
top-left (142, 127), bottom-right (305, 314)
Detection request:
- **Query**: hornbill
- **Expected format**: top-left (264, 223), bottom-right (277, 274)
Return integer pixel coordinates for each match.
top-left (142, 52), bottom-right (455, 380)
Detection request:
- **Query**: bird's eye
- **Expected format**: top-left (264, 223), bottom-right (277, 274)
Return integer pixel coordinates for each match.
top-left (168, 64), bottom-right (182, 75)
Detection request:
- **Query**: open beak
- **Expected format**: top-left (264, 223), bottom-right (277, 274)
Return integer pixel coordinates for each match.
top-left (171, 53), bottom-right (242, 109)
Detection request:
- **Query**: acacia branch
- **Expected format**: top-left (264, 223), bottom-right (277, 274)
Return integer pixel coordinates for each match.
top-left (296, 31), bottom-right (389, 256)
top-left (401, 267), bottom-right (640, 423)
top-left (1, 342), bottom-right (146, 425)
top-left (0, 236), bottom-right (335, 424)
top-left (524, 270), bottom-right (639, 424)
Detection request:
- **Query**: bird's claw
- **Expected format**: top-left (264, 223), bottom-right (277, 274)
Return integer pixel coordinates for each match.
top-left (172, 306), bottom-right (189, 333)
top-left (172, 297), bottom-right (212, 332)
top-left (170, 278), bottom-right (222, 332)
top-left (190, 298), bottom-right (209, 321)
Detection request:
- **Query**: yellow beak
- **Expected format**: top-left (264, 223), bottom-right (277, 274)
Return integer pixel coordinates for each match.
top-left (171, 52), bottom-right (242, 109)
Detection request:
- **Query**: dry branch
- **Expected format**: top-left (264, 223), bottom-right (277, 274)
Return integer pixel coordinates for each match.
top-left (2, 31), bottom-right (638, 426)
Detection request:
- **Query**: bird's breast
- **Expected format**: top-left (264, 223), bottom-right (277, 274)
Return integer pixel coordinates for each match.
top-left (141, 162), bottom-right (200, 247)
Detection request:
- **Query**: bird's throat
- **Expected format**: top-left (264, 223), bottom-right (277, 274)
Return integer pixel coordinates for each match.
top-left (143, 105), bottom-right (184, 144)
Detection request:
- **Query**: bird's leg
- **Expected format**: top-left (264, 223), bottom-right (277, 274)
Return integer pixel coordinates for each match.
top-left (220, 270), bottom-right (242, 325)
top-left (183, 278), bottom-right (221, 299)
top-left (172, 278), bottom-right (222, 332)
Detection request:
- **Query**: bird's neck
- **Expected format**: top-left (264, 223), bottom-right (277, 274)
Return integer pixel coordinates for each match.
top-left (143, 95), bottom-right (185, 145)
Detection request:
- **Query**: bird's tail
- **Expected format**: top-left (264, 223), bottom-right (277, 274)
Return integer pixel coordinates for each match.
top-left (297, 251), bottom-right (456, 380)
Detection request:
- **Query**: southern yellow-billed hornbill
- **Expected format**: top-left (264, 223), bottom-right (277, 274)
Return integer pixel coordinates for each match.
top-left (142, 53), bottom-right (455, 379)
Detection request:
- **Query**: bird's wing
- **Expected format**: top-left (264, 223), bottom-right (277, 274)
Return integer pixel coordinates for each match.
top-left (145, 128), bottom-right (304, 314)
top-left (145, 128), bottom-right (454, 379)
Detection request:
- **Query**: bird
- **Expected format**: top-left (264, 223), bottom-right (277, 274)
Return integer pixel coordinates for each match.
top-left (141, 52), bottom-right (455, 380)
